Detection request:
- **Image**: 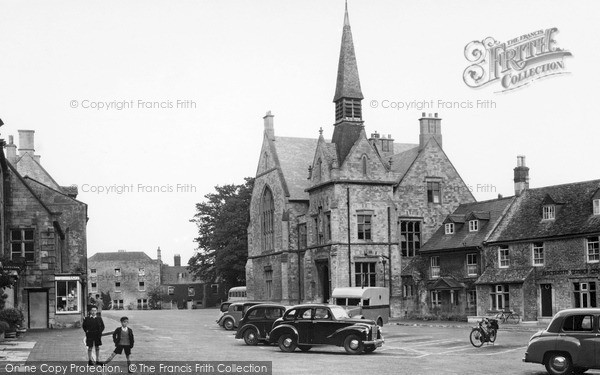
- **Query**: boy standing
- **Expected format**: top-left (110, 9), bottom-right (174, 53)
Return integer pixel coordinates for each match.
top-left (82, 306), bottom-right (105, 365)
top-left (104, 317), bottom-right (135, 372)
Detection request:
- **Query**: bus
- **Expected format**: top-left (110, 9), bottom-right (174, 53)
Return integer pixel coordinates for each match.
top-left (331, 287), bottom-right (390, 326)
top-left (227, 286), bottom-right (247, 302)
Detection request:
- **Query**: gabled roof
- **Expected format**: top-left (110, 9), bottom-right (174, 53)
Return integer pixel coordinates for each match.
top-left (428, 277), bottom-right (465, 290)
top-left (466, 211), bottom-right (491, 221)
top-left (272, 136), bottom-right (319, 200)
top-left (489, 179), bottom-right (600, 243)
top-left (13, 152), bottom-right (62, 191)
top-left (420, 196), bottom-right (515, 253)
top-left (89, 251), bottom-right (154, 262)
top-left (389, 146), bottom-right (419, 177)
top-left (443, 214), bottom-right (466, 224)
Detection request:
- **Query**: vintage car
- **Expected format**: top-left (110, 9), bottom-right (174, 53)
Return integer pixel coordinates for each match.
top-left (235, 303), bottom-right (287, 345)
top-left (523, 308), bottom-right (600, 375)
top-left (216, 301), bottom-right (262, 330)
top-left (268, 304), bottom-right (384, 354)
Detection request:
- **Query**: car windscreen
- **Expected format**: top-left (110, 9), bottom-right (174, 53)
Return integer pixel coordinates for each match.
top-left (330, 305), bottom-right (351, 320)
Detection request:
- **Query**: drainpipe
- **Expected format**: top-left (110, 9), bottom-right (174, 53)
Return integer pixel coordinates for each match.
top-left (297, 224), bottom-right (302, 304)
top-left (347, 187), bottom-right (352, 287)
top-left (387, 206), bottom-right (392, 311)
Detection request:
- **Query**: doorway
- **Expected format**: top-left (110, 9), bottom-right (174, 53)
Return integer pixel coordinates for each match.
top-left (28, 290), bottom-right (48, 329)
top-left (540, 284), bottom-right (553, 317)
top-left (315, 260), bottom-right (330, 303)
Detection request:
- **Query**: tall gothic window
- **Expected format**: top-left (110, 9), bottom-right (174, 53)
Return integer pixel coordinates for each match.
top-left (261, 187), bottom-right (274, 251)
top-left (361, 155), bottom-right (368, 176)
top-left (315, 159), bottom-right (322, 182)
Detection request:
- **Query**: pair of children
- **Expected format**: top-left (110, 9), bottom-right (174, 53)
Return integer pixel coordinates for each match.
top-left (82, 307), bottom-right (135, 371)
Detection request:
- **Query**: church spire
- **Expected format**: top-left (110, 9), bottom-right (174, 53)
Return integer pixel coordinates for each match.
top-left (333, 0), bottom-right (363, 120)
top-left (331, 1), bottom-right (364, 165)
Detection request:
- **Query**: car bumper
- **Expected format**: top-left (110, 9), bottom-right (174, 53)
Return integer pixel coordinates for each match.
top-left (364, 338), bottom-right (384, 347)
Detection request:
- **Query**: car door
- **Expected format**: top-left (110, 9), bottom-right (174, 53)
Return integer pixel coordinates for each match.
top-left (295, 308), bottom-right (314, 345)
top-left (559, 313), bottom-right (596, 368)
top-left (312, 307), bottom-right (336, 344)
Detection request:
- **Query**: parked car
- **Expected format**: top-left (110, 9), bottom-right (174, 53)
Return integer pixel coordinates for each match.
top-left (269, 304), bottom-right (384, 354)
top-left (523, 308), bottom-right (600, 375)
top-left (235, 303), bottom-right (287, 345)
top-left (216, 301), bottom-right (262, 330)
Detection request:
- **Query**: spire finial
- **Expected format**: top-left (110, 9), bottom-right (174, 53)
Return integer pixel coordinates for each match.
top-left (319, 127), bottom-right (323, 136)
top-left (344, 0), bottom-right (349, 27)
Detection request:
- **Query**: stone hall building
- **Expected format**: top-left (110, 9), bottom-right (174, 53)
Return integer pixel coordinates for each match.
top-left (1, 130), bottom-right (88, 328)
top-left (245, 5), bottom-right (474, 316)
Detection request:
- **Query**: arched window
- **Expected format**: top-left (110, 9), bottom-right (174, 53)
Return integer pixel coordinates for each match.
top-left (361, 155), bottom-right (368, 176)
top-left (263, 152), bottom-right (269, 170)
top-left (261, 187), bottom-right (274, 251)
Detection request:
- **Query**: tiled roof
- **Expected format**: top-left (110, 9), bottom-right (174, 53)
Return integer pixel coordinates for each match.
top-left (420, 197), bottom-right (515, 253)
top-left (489, 179), bottom-right (600, 243)
top-left (89, 251), bottom-right (154, 262)
top-left (428, 277), bottom-right (465, 290)
top-left (389, 146), bottom-right (419, 177)
top-left (475, 267), bottom-right (533, 284)
top-left (272, 136), bottom-right (318, 200)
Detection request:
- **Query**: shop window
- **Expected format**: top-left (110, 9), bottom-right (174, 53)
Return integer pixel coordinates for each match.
top-left (574, 282), bottom-right (597, 308)
top-left (491, 284), bottom-right (509, 310)
top-left (400, 220), bottom-right (421, 257)
top-left (355, 262), bottom-right (376, 287)
top-left (56, 280), bottom-right (80, 313)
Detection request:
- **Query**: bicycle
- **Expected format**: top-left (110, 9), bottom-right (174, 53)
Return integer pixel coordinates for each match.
top-left (494, 309), bottom-right (521, 324)
top-left (469, 318), bottom-right (498, 347)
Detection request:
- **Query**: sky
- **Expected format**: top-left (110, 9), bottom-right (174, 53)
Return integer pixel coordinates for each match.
top-left (0, 0), bottom-right (598, 266)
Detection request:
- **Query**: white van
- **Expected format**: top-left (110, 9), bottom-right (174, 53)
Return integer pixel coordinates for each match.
top-left (331, 287), bottom-right (390, 326)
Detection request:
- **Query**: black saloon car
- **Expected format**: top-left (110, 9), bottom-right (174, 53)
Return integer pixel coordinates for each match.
top-left (235, 303), bottom-right (287, 345)
top-left (268, 304), bottom-right (384, 354)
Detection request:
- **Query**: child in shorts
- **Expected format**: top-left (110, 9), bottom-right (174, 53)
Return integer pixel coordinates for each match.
top-left (104, 316), bottom-right (135, 372)
top-left (82, 306), bottom-right (105, 365)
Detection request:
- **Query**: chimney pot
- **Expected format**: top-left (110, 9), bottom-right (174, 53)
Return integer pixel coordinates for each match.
top-left (422, 112), bottom-right (426, 117)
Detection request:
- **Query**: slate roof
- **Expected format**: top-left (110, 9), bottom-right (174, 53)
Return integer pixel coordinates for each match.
top-left (475, 267), bottom-right (533, 284)
top-left (389, 146), bottom-right (419, 177)
top-left (272, 136), bottom-right (318, 200)
top-left (428, 277), bottom-right (465, 290)
top-left (89, 251), bottom-right (154, 262)
top-left (488, 179), bottom-right (600, 243)
top-left (420, 196), bottom-right (515, 253)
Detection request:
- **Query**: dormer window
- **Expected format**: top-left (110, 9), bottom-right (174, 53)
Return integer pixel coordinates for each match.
top-left (543, 205), bottom-right (555, 220)
top-left (469, 220), bottom-right (478, 232)
top-left (445, 223), bottom-right (454, 234)
top-left (594, 199), bottom-right (600, 215)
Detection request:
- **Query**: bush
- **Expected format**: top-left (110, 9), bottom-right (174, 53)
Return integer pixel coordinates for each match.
top-left (0, 320), bottom-right (10, 333)
top-left (0, 308), bottom-right (24, 330)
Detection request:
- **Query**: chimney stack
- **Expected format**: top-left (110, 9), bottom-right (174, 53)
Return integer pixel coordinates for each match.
top-left (157, 246), bottom-right (162, 263)
top-left (174, 254), bottom-right (181, 267)
top-left (419, 113), bottom-right (442, 150)
top-left (263, 111), bottom-right (275, 141)
top-left (18, 130), bottom-right (35, 157)
top-left (6, 135), bottom-right (17, 164)
top-left (514, 155), bottom-right (530, 196)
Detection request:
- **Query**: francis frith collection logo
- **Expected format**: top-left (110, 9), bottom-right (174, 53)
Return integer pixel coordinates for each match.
top-left (463, 27), bottom-right (572, 92)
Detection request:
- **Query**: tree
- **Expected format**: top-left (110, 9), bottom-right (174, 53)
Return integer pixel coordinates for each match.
top-left (188, 177), bottom-right (254, 290)
top-left (147, 285), bottom-right (166, 309)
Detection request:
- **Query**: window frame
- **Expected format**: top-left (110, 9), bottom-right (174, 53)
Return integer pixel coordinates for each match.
top-left (10, 228), bottom-right (35, 262)
top-left (265, 269), bottom-right (273, 300)
top-left (498, 246), bottom-right (510, 268)
top-left (466, 253), bottom-right (478, 276)
top-left (469, 220), bottom-right (479, 232)
top-left (431, 290), bottom-right (441, 307)
top-left (445, 223), bottom-right (454, 235)
top-left (543, 205), bottom-right (556, 220)
top-left (594, 199), bottom-right (600, 215)
top-left (400, 220), bottom-right (421, 257)
top-left (427, 181), bottom-right (442, 204)
top-left (491, 284), bottom-right (510, 311)
top-left (357, 213), bottom-right (373, 241)
top-left (355, 262), bottom-right (376, 287)
top-left (532, 242), bottom-right (544, 266)
top-left (430, 256), bottom-right (440, 279)
top-left (587, 236), bottom-right (600, 263)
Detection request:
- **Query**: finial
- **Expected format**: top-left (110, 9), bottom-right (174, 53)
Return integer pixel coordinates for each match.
top-left (319, 127), bottom-right (323, 136)
top-left (344, 0), bottom-right (350, 27)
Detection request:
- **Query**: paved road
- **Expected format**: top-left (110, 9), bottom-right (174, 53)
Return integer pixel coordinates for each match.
top-left (3, 309), bottom-right (599, 374)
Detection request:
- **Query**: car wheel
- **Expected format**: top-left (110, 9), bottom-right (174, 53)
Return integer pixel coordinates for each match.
top-left (364, 345), bottom-right (376, 353)
top-left (376, 318), bottom-right (383, 327)
top-left (298, 345), bottom-right (312, 352)
top-left (223, 318), bottom-right (235, 331)
top-left (243, 328), bottom-right (259, 346)
top-left (278, 333), bottom-right (297, 353)
top-left (343, 334), bottom-right (364, 355)
top-left (545, 353), bottom-right (573, 375)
